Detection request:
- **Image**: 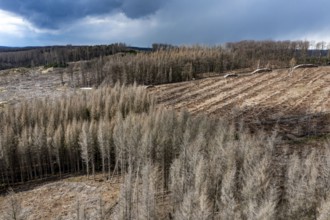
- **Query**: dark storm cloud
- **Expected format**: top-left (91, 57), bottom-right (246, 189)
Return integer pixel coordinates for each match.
top-left (0, 0), bottom-right (164, 28)
top-left (122, 0), bottom-right (164, 18)
top-left (141, 0), bottom-right (330, 45)
top-left (1, 0), bottom-right (330, 46)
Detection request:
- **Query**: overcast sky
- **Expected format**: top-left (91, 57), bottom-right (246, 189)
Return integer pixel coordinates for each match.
top-left (0, 0), bottom-right (330, 47)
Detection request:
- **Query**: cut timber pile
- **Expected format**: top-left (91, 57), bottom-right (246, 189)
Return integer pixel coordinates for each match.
top-left (250, 68), bottom-right (272, 74)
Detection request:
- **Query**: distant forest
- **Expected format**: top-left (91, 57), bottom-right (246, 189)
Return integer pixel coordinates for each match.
top-left (0, 43), bottom-right (136, 70)
top-left (2, 41), bottom-right (330, 87)
top-left (63, 40), bottom-right (330, 87)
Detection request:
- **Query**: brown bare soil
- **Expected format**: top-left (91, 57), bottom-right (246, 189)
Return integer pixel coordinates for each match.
top-left (0, 174), bottom-right (122, 220)
top-left (149, 67), bottom-right (330, 138)
top-left (0, 67), bottom-right (74, 106)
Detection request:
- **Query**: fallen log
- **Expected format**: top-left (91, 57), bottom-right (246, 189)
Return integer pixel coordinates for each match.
top-left (145, 85), bottom-right (155, 89)
top-left (224, 73), bottom-right (238, 78)
top-left (250, 68), bottom-right (272, 74)
top-left (293, 64), bottom-right (318, 69)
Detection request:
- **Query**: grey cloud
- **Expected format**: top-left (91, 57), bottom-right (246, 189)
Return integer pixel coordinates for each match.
top-left (141, 0), bottom-right (330, 45)
top-left (1, 0), bottom-right (330, 46)
top-left (0, 0), bottom-right (164, 28)
top-left (122, 0), bottom-right (164, 18)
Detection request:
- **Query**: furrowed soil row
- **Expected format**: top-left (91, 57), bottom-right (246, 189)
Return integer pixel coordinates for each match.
top-left (312, 87), bottom-right (330, 113)
top-left (151, 80), bottom-right (200, 99)
top-left (153, 83), bottom-right (196, 102)
top-left (246, 69), bottom-right (310, 109)
top-left (252, 69), bottom-right (326, 119)
top-left (225, 72), bottom-right (295, 119)
top-left (155, 78), bottom-right (218, 103)
top-left (252, 77), bottom-right (320, 120)
top-left (151, 67), bottom-right (330, 137)
top-left (284, 72), bottom-right (330, 115)
top-left (304, 71), bottom-right (330, 112)
top-left (250, 68), bottom-right (313, 106)
top-left (212, 68), bottom-right (321, 120)
top-left (187, 72), bottom-right (276, 113)
top-left (194, 71), bottom-right (285, 115)
top-left (191, 73), bottom-right (279, 114)
top-left (237, 70), bottom-right (304, 108)
top-left (267, 69), bottom-right (325, 117)
top-left (164, 78), bottom-right (228, 106)
top-left (208, 72), bottom-right (292, 116)
top-left (169, 76), bottom-right (254, 109)
top-left (166, 72), bottom-right (266, 109)
top-left (236, 80), bottom-right (290, 115)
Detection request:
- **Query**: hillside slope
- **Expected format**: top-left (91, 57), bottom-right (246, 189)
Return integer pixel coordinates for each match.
top-left (150, 67), bottom-right (330, 138)
top-left (0, 175), bottom-right (121, 220)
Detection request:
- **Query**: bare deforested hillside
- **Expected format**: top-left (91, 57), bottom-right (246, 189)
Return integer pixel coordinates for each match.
top-left (150, 66), bottom-right (330, 138)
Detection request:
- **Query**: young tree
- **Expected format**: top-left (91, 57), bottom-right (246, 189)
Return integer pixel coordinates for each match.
top-left (79, 121), bottom-right (93, 178)
top-left (5, 189), bottom-right (23, 220)
top-left (97, 119), bottom-right (112, 178)
top-left (53, 126), bottom-right (64, 177)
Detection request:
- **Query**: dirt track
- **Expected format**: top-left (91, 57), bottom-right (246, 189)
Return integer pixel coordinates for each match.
top-left (150, 67), bottom-right (330, 138)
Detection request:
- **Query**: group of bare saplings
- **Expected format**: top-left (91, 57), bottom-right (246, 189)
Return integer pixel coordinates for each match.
top-left (0, 82), bottom-right (330, 219)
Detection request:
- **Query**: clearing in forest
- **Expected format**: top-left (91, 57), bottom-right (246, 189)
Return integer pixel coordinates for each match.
top-left (150, 67), bottom-right (330, 138)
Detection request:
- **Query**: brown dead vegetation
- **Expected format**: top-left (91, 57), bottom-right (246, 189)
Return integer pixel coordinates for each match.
top-left (1, 41), bottom-right (330, 219)
top-left (150, 66), bottom-right (330, 138)
top-left (0, 69), bottom-right (330, 219)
